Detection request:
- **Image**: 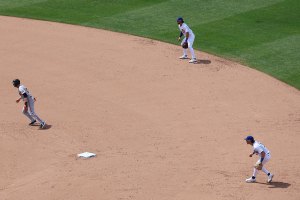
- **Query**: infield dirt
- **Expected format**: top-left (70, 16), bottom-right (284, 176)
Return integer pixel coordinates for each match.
top-left (0, 16), bottom-right (299, 200)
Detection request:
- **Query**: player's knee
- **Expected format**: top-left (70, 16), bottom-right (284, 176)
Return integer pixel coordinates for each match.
top-left (30, 112), bottom-right (36, 117)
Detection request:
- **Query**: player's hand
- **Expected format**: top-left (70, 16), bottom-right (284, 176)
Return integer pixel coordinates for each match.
top-left (178, 37), bottom-right (181, 41)
top-left (249, 154), bottom-right (253, 157)
top-left (16, 99), bottom-right (21, 103)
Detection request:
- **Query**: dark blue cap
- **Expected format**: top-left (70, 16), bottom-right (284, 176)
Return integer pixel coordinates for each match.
top-left (244, 135), bottom-right (254, 141)
top-left (177, 17), bottom-right (184, 22)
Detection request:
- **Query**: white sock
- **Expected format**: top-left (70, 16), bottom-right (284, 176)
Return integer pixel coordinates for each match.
top-left (262, 167), bottom-right (270, 175)
top-left (252, 168), bottom-right (258, 178)
top-left (183, 49), bottom-right (187, 56)
top-left (189, 47), bottom-right (196, 59)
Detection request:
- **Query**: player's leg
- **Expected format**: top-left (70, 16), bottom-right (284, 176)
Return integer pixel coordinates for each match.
top-left (246, 167), bottom-right (258, 182)
top-left (187, 36), bottom-right (197, 63)
top-left (262, 167), bottom-right (270, 175)
top-left (262, 154), bottom-right (274, 182)
top-left (246, 154), bottom-right (273, 183)
top-left (246, 167), bottom-right (258, 183)
top-left (28, 98), bottom-right (46, 128)
top-left (261, 155), bottom-right (270, 175)
top-left (22, 105), bottom-right (36, 124)
top-left (246, 159), bottom-right (259, 183)
top-left (179, 39), bottom-right (188, 59)
top-left (245, 168), bottom-right (258, 183)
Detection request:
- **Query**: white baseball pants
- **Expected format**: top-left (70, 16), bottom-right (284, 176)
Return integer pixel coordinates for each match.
top-left (252, 152), bottom-right (271, 177)
top-left (181, 35), bottom-right (196, 59)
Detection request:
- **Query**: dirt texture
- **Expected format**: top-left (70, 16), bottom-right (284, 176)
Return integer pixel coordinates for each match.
top-left (0, 16), bottom-right (299, 200)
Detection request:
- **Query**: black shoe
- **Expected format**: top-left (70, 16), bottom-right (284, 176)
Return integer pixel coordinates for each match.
top-left (29, 120), bottom-right (36, 126)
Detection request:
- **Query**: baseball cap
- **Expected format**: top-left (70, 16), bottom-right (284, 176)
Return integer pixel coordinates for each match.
top-left (177, 17), bottom-right (184, 22)
top-left (244, 135), bottom-right (254, 141)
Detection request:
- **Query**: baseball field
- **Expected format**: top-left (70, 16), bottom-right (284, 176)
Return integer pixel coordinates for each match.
top-left (0, 0), bottom-right (299, 89)
top-left (0, 0), bottom-right (300, 200)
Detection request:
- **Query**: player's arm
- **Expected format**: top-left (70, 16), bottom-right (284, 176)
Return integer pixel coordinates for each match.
top-left (16, 97), bottom-right (22, 103)
top-left (178, 32), bottom-right (183, 41)
top-left (249, 151), bottom-right (256, 157)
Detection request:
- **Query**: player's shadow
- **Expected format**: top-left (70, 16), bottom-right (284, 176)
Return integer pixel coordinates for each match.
top-left (258, 181), bottom-right (291, 188)
top-left (196, 59), bottom-right (211, 64)
top-left (268, 181), bottom-right (291, 188)
top-left (30, 124), bottom-right (40, 127)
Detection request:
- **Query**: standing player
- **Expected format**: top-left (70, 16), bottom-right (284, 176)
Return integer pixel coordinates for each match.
top-left (177, 17), bottom-right (197, 63)
top-left (245, 136), bottom-right (274, 183)
top-left (12, 79), bottom-right (46, 129)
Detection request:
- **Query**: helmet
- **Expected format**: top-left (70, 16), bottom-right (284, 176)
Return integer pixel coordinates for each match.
top-left (12, 79), bottom-right (20, 87)
top-left (244, 135), bottom-right (255, 143)
top-left (177, 17), bottom-right (184, 23)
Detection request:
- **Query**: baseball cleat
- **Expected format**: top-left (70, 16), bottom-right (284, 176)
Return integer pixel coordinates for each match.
top-left (189, 58), bottom-right (197, 63)
top-left (40, 121), bottom-right (46, 129)
top-left (29, 120), bottom-right (36, 126)
top-left (245, 177), bottom-right (256, 183)
top-left (267, 174), bottom-right (274, 183)
top-left (179, 55), bottom-right (188, 59)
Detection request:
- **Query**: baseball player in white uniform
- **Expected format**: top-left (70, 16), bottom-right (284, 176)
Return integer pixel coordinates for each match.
top-left (177, 17), bottom-right (197, 63)
top-left (13, 79), bottom-right (46, 129)
top-left (245, 136), bottom-right (274, 183)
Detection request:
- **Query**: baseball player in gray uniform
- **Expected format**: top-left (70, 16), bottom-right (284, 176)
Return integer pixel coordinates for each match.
top-left (13, 79), bottom-right (46, 129)
top-left (245, 136), bottom-right (274, 183)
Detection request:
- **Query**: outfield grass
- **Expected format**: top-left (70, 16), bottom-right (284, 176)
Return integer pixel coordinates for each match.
top-left (0, 0), bottom-right (299, 89)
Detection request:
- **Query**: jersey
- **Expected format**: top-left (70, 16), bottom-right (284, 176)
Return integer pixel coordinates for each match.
top-left (253, 141), bottom-right (270, 157)
top-left (178, 23), bottom-right (195, 38)
top-left (18, 85), bottom-right (33, 100)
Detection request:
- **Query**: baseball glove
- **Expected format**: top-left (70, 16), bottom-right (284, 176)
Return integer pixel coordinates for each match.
top-left (182, 42), bottom-right (188, 49)
top-left (254, 161), bottom-right (263, 170)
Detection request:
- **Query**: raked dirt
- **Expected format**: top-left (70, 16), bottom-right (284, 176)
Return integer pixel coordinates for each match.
top-left (0, 16), bottom-right (299, 200)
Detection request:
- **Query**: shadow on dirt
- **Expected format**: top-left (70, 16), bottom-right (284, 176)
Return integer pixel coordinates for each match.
top-left (257, 181), bottom-right (291, 188)
top-left (30, 124), bottom-right (40, 127)
top-left (196, 59), bottom-right (211, 64)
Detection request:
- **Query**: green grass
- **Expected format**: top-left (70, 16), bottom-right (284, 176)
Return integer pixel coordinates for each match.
top-left (0, 0), bottom-right (299, 89)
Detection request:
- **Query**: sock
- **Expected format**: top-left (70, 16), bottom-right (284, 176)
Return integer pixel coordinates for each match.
top-left (183, 49), bottom-right (187, 56)
top-left (262, 167), bottom-right (270, 175)
top-left (253, 168), bottom-right (258, 177)
top-left (189, 47), bottom-right (196, 59)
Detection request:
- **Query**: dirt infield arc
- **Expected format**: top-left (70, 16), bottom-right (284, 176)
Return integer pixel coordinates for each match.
top-left (0, 16), bottom-right (299, 200)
